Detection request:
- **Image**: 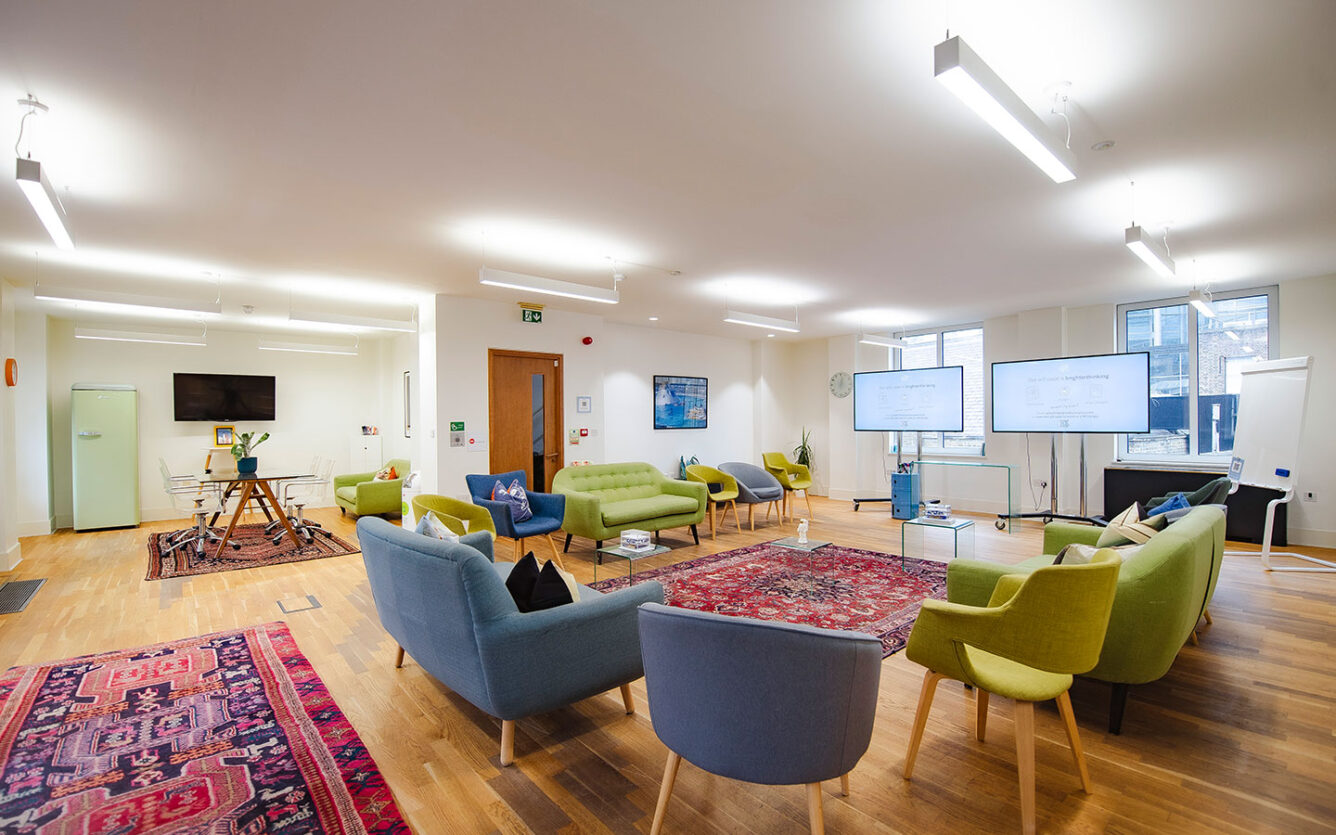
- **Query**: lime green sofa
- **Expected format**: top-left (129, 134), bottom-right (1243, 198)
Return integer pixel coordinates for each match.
top-left (552, 462), bottom-right (707, 553)
top-left (945, 505), bottom-right (1226, 734)
top-left (334, 458), bottom-right (410, 517)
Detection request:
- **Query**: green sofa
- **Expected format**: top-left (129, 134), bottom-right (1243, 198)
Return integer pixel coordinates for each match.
top-left (946, 505), bottom-right (1226, 733)
top-left (552, 462), bottom-right (707, 553)
top-left (334, 458), bottom-right (410, 517)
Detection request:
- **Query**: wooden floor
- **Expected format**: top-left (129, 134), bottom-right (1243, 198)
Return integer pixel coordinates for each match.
top-left (3, 497), bottom-right (1335, 834)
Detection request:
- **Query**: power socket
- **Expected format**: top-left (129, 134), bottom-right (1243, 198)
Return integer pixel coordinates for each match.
top-left (1031, 479), bottom-right (1049, 490)
top-left (1303, 490), bottom-right (1318, 502)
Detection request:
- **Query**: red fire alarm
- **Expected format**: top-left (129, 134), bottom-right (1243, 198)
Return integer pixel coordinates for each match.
top-left (581, 336), bottom-right (593, 345)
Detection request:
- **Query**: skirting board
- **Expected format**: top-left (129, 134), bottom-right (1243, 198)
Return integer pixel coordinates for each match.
top-left (1289, 528), bottom-right (1336, 549)
top-left (1, 541), bottom-right (21, 572)
top-left (17, 518), bottom-right (55, 538)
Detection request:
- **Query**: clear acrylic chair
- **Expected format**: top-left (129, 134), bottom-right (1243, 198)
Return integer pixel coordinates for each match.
top-left (159, 460), bottom-right (226, 558)
top-left (269, 456), bottom-right (335, 544)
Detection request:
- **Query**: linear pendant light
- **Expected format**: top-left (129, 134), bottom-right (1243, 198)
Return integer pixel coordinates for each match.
top-left (723, 309), bottom-right (800, 333)
top-left (858, 333), bottom-right (906, 349)
top-left (16, 158), bottom-right (74, 249)
top-left (74, 324), bottom-right (206, 346)
top-left (934, 36), bottom-right (1076, 184)
top-left (288, 308), bottom-right (417, 332)
top-left (1188, 288), bottom-right (1216, 318)
top-left (35, 282), bottom-right (222, 314)
top-left (1124, 225), bottom-right (1176, 277)
top-left (258, 336), bottom-right (359, 355)
top-left (478, 267), bottom-right (619, 305)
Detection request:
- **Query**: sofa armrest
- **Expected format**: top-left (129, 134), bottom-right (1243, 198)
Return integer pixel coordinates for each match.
top-left (335, 471), bottom-right (376, 489)
top-left (557, 489), bottom-right (603, 536)
top-left (355, 477), bottom-right (402, 505)
top-left (660, 479), bottom-right (707, 505)
top-left (460, 531), bottom-right (494, 562)
top-left (1043, 522), bottom-right (1102, 555)
top-left (477, 581), bottom-right (666, 718)
top-left (947, 559), bottom-right (1032, 607)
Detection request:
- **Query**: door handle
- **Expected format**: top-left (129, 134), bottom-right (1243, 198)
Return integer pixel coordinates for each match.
top-left (78, 431), bottom-right (102, 438)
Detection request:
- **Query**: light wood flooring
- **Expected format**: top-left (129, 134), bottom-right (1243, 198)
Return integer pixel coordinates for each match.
top-left (2, 498), bottom-right (1335, 834)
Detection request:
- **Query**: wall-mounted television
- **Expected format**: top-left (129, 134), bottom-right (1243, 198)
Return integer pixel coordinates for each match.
top-left (853, 366), bottom-right (964, 432)
top-left (653, 375), bottom-right (707, 430)
top-left (174, 373), bottom-right (276, 421)
top-left (991, 352), bottom-right (1149, 434)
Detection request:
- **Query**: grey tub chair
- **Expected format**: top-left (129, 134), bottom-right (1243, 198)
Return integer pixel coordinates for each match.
top-left (717, 461), bottom-right (785, 530)
top-left (638, 603), bottom-right (882, 834)
top-left (357, 516), bottom-right (664, 765)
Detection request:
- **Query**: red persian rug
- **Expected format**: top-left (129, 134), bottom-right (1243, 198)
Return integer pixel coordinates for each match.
top-left (0, 622), bottom-right (406, 834)
top-left (590, 542), bottom-right (948, 657)
top-left (146, 523), bottom-right (360, 580)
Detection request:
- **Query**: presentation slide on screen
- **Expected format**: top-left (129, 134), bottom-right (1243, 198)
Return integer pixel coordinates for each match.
top-left (853, 366), bottom-right (964, 432)
top-left (991, 353), bottom-right (1149, 433)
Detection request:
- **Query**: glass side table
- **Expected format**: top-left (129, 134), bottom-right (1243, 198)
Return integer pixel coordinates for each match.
top-left (901, 516), bottom-right (975, 562)
top-left (594, 544), bottom-right (671, 582)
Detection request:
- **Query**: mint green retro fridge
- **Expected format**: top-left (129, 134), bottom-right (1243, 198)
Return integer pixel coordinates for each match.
top-left (71, 384), bottom-right (140, 530)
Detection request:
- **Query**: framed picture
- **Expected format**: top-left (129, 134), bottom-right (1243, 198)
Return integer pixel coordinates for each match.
top-left (214, 425), bottom-right (235, 447)
top-left (653, 375), bottom-right (708, 430)
top-left (576, 395), bottom-right (592, 414)
top-left (403, 371), bottom-right (412, 438)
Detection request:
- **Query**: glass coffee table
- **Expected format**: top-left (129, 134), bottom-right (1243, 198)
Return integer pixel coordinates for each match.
top-left (595, 543), bottom-right (671, 582)
top-left (901, 516), bottom-right (975, 563)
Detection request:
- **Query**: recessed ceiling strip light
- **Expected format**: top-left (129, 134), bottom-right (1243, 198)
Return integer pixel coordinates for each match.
top-left (1124, 225), bottom-right (1176, 277)
top-left (723, 309), bottom-right (801, 333)
top-left (35, 282), bottom-right (223, 314)
top-left (257, 336), bottom-right (360, 356)
top-left (478, 267), bottom-right (619, 305)
top-left (933, 36), bottom-right (1077, 184)
top-left (74, 324), bottom-right (207, 347)
top-left (858, 333), bottom-right (906, 349)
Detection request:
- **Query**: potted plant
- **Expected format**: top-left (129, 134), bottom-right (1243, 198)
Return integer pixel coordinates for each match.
top-left (231, 431), bottom-right (270, 475)
top-left (793, 426), bottom-right (813, 470)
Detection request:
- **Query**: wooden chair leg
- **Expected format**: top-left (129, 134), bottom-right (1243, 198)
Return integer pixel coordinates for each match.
top-left (514, 538), bottom-right (523, 561)
top-left (709, 500), bottom-right (717, 540)
top-left (749, 504), bottom-right (755, 531)
top-left (976, 688), bottom-right (990, 742)
top-left (1056, 691), bottom-right (1092, 793)
top-left (545, 534), bottom-right (565, 571)
top-left (806, 782), bottom-right (825, 835)
top-left (650, 751), bottom-right (682, 835)
top-left (1203, 608), bottom-right (1213, 625)
top-left (619, 682), bottom-right (635, 715)
top-left (1188, 630), bottom-right (1199, 646)
top-left (394, 645), bottom-right (405, 669)
top-left (839, 772), bottom-right (850, 797)
top-left (730, 500), bottom-right (741, 533)
top-left (904, 670), bottom-right (945, 779)
top-left (1014, 700), bottom-right (1036, 835)
top-left (804, 490), bottom-right (814, 521)
top-left (500, 719), bottom-right (515, 767)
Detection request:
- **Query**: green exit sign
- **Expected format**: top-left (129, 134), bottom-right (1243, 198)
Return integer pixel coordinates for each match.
top-left (522, 308), bottom-right (542, 323)
top-left (449, 421), bottom-right (465, 432)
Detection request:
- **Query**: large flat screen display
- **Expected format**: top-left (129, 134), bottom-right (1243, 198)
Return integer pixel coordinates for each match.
top-left (174, 373), bottom-right (276, 421)
top-left (991, 352), bottom-right (1149, 434)
top-left (853, 366), bottom-right (964, 432)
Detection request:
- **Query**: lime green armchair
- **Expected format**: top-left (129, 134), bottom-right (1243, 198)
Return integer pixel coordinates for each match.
top-left (412, 494), bottom-right (497, 539)
top-left (334, 458), bottom-right (410, 517)
top-left (763, 452), bottom-right (813, 522)
top-left (685, 464), bottom-right (741, 540)
top-left (903, 550), bottom-right (1122, 835)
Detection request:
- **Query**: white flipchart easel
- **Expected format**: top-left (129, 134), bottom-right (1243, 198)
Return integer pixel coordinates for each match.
top-left (1225, 356), bottom-right (1331, 571)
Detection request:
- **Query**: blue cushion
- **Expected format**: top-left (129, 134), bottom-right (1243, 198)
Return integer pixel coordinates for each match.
top-left (492, 478), bottom-right (533, 523)
top-left (1147, 491), bottom-right (1190, 517)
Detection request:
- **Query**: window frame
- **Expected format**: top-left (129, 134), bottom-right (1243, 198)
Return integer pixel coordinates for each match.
top-left (1116, 284), bottom-right (1278, 466)
top-left (891, 322), bottom-right (986, 458)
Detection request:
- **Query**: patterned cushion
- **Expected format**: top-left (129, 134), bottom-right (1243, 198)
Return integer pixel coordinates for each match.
top-left (1054, 542), bottom-right (1142, 565)
top-left (492, 478), bottom-right (534, 523)
top-left (1097, 503), bottom-right (1168, 546)
top-left (415, 511), bottom-right (458, 542)
top-left (374, 465), bottom-right (398, 480)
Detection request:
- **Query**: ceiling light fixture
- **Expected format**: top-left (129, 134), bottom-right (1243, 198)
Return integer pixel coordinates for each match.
top-left (35, 281), bottom-right (223, 314)
top-left (723, 309), bottom-right (800, 333)
top-left (1124, 225), bottom-right (1175, 277)
top-left (858, 333), bottom-right (907, 350)
top-left (478, 267), bottom-right (619, 305)
top-left (287, 296), bottom-right (417, 332)
top-left (1225, 330), bottom-right (1240, 342)
top-left (933, 36), bottom-right (1077, 183)
top-left (74, 323), bottom-right (207, 347)
top-left (1189, 287), bottom-right (1216, 318)
top-left (14, 97), bottom-right (73, 249)
top-left (258, 336), bottom-right (359, 356)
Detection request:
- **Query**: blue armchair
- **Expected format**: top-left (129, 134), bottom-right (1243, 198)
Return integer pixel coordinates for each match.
top-left (357, 517), bottom-right (664, 766)
top-left (637, 603), bottom-right (882, 834)
top-left (465, 470), bottom-right (567, 568)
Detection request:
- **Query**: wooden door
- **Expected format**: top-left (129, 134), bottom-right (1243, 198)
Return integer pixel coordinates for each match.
top-left (488, 350), bottom-right (564, 492)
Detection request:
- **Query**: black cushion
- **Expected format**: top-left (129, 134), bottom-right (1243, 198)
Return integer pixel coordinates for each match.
top-left (505, 552), bottom-right (541, 613)
top-left (527, 560), bottom-right (575, 611)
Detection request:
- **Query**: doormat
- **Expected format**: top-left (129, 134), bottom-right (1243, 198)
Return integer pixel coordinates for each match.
top-left (0, 579), bottom-right (45, 614)
top-left (589, 541), bottom-right (947, 657)
top-left (146, 523), bottom-right (359, 580)
top-left (0, 622), bottom-right (407, 833)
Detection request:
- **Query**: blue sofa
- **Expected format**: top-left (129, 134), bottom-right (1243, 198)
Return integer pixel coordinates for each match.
top-left (356, 516), bottom-right (665, 765)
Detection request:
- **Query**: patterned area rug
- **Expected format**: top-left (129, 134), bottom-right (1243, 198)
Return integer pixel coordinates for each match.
top-left (590, 541), bottom-right (948, 656)
top-left (146, 523), bottom-right (360, 580)
top-left (0, 622), bottom-right (406, 834)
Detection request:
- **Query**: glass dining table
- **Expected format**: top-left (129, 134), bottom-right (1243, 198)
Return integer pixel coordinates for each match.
top-left (202, 471), bottom-right (313, 558)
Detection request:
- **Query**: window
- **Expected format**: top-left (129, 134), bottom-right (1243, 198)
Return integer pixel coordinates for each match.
top-left (894, 325), bottom-right (984, 456)
top-left (1118, 287), bottom-right (1275, 461)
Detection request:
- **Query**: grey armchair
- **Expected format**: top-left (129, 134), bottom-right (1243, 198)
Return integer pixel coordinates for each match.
top-left (638, 603), bottom-right (882, 834)
top-left (357, 516), bottom-right (665, 765)
top-left (718, 461), bottom-right (784, 530)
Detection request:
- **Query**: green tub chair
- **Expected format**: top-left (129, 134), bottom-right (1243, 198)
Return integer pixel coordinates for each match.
top-left (334, 458), bottom-right (410, 517)
top-left (412, 494), bottom-right (497, 539)
top-left (552, 462), bottom-right (707, 553)
top-left (685, 464), bottom-right (741, 540)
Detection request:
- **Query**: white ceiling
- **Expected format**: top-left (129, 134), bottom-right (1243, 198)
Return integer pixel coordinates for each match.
top-left (2, 1), bottom-right (1333, 340)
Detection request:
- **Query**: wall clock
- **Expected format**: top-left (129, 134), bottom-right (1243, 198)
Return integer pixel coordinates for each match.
top-left (829, 371), bottom-right (852, 398)
top-left (3, 358), bottom-right (16, 387)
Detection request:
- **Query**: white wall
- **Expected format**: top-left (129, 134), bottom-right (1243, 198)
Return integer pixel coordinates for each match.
top-left (46, 320), bottom-right (391, 526)
top-left (15, 311), bottom-right (51, 536)
top-left (1280, 273), bottom-right (1336, 546)
top-left (378, 332), bottom-right (419, 466)
top-left (0, 283), bottom-right (21, 568)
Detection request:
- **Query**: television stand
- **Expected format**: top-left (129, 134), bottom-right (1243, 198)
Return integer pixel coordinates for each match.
top-left (997, 435), bottom-right (1104, 528)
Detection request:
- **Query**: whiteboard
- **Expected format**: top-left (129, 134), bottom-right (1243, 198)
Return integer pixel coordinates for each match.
top-left (1230, 356), bottom-right (1312, 492)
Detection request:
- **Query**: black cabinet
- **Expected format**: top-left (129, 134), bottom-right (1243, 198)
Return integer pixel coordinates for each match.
top-left (1103, 467), bottom-right (1284, 545)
